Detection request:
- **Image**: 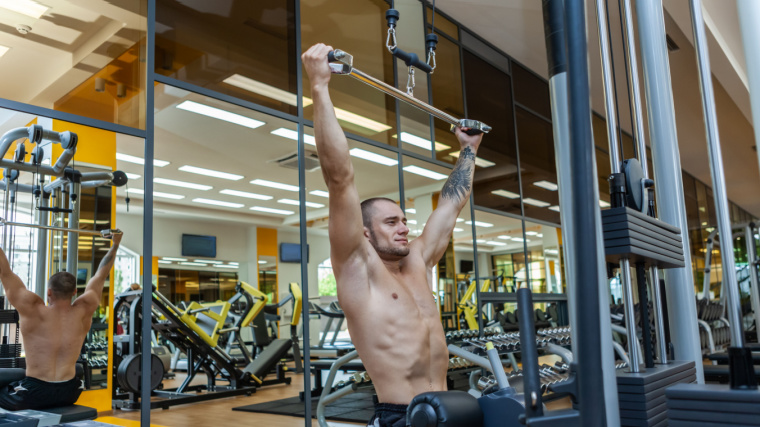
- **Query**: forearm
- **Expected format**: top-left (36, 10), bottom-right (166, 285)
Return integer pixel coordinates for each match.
top-left (94, 242), bottom-right (119, 278)
top-left (312, 86), bottom-right (354, 186)
top-left (439, 145), bottom-right (478, 210)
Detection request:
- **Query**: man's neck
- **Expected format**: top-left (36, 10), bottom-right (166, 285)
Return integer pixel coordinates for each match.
top-left (380, 257), bottom-right (403, 274)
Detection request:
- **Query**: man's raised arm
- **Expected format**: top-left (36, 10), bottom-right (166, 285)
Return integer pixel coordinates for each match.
top-left (75, 231), bottom-right (122, 311)
top-left (418, 128), bottom-right (483, 267)
top-left (302, 44), bottom-right (365, 267)
top-left (0, 247), bottom-right (42, 313)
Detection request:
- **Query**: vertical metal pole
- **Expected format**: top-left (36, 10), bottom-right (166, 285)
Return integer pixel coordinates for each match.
top-left (66, 182), bottom-right (80, 274)
top-left (635, 0), bottom-right (704, 383)
top-left (566, 0), bottom-right (609, 424)
top-left (517, 288), bottom-right (543, 417)
top-left (744, 224), bottom-right (760, 341)
top-left (34, 194), bottom-right (49, 296)
top-left (737, 1), bottom-right (760, 180)
top-left (689, 0), bottom-right (743, 347)
top-left (142, 0), bottom-right (157, 424)
top-left (650, 267), bottom-right (667, 363)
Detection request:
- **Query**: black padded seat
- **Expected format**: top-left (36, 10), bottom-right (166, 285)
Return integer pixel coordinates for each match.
top-left (246, 338), bottom-right (292, 378)
top-left (707, 351), bottom-right (760, 365)
top-left (0, 369), bottom-right (25, 384)
top-left (44, 405), bottom-right (97, 422)
top-left (703, 365), bottom-right (760, 383)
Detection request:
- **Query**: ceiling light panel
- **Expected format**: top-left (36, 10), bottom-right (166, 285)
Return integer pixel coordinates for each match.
top-left (523, 198), bottom-right (551, 208)
top-left (533, 180), bottom-right (558, 191)
top-left (492, 189), bottom-right (520, 199)
top-left (162, 257), bottom-right (187, 262)
top-left (126, 188), bottom-right (184, 200)
top-left (465, 220), bottom-right (494, 228)
top-left (192, 198), bottom-right (244, 208)
top-left (270, 128), bottom-right (316, 146)
top-left (0, 45), bottom-right (9, 58)
top-left (449, 151), bottom-right (496, 168)
top-left (349, 148), bottom-right (398, 166)
top-left (310, 190), bottom-right (329, 198)
top-left (334, 107), bottom-right (391, 132)
top-left (220, 189), bottom-right (272, 200)
top-left (155, 177), bottom-right (212, 190)
top-left (403, 165), bottom-right (448, 180)
top-left (176, 100), bottom-right (265, 129)
top-left (116, 153), bottom-right (169, 167)
top-left (250, 179), bottom-right (299, 192)
top-left (395, 132), bottom-right (450, 151)
top-left (0, 0), bottom-right (48, 19)
top-left (222, 74), bottom-right (313, 107)
top-left (125, 173), bottom-right (141, 180)
top-left (250, 206), bottom-right (294, 215)
top-left (179, 165), bottom-right (243, 181)
top-left (278, 199), bottom-right (324, 208)
top-left (549, 205), bottom-right (560, 212)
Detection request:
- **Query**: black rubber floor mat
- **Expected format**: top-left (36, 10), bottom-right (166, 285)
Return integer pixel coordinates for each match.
top-left (233, 392), bottom-right (376, 424)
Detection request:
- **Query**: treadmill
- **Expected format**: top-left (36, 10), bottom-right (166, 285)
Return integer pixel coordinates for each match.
top-left (309, 301), bottom-right (354, 358)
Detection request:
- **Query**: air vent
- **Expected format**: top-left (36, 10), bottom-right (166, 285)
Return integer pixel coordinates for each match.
top-left (666, 34), bottom-right (679, 52)
top-left (272, 150), bottom-right (321, 171)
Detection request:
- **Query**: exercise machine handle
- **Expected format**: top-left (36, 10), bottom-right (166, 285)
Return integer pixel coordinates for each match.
top-left (390, 47), bottom-right (433, 74)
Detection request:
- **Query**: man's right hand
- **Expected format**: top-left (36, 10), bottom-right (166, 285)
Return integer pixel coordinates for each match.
top-left (302, 43), bottom-right (333, 90)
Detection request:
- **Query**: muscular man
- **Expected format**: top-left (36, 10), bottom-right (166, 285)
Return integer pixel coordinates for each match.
top-left (0, 230), bottom-right (122, 410)
top-left (303, 44), bottom-right (484, 427)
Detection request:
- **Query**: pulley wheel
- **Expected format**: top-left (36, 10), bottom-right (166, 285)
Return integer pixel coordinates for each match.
top-left (116, 353), bottom-right (164, 393)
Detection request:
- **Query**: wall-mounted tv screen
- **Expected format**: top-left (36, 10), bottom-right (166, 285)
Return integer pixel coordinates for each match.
top-left (280, 243), bottom-right (309, 263)
top-left (182, 234), bottom-right (217, 258)
top-left (460, 260), bottom-right (474, 273)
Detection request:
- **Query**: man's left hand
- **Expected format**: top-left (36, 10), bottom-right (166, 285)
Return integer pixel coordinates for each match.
top-left (455, 127), bottom-right (484, 151)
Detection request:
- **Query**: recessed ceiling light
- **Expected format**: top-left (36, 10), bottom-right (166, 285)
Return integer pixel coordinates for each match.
top-left (222, 74), bottom-right (313, 107)
top-left (220, 189), bottom-right (272, 200)
top-left (453, 228), bottom-right (463, 232)
top-left (0, 0), bottom-right (48, 19)
top-left (0, 45), bottom-right (9, 58)
top-left (334, 107), bottom-right (391, 133)
top-left (228, 262), bottom-right (239, 266)
top-left (465, 220), bottom-right (493, 227)
top-left (536, 233), bottom-right (543, 237)
top-left (155, 177), bottom-right (212, 191)
top-left (197, 260), bottom-right (224, 264)
top-left (449, 151), bottom-right (496, 168)
top-left (250, 179), bottom-right (299, 192)
top-left (162, 257), bottom-right (187, 262)
top-left (250, 206), bottom-right (294, 215)
top-left (176, 100), bottom-right (265, 129)
top-left (525, 231), bottom-right (538, 236)
top-left (217, 264), bottom-right (238, 268)
top-left (403, 165), bottom-right (448, 180)
top-left (405, 208), bottom-right (416, 214)
top-left (534, 180), bottom-right (559, 191)
top-left (545, 249), bottom-right (559, 255)
top-left (456, 218), bottom-right (464, 222)
top-left (407, 219), bottom-right (418, 225)
top-left (125, 173), bottom-right (141, 180)
top-left (349, 148), bottom-right (398, 166)
top-left (392, 132), bottom-right (450, 151)
top-left (492, 189), bottom-right (520, 199)
top-left (192, 198), bottom-right (244, 208)
top-left (116, 153), bottom-right (169, 167)
top-left (599, 200), bottom-right (611, 208)
top-left (126, 188), bottom-right (185, 200)
top-left (270, 128), bottom-right (316, 146)
top-left (485, 241), bottom-right (507, 246)
top-left (258, 260), bottom-right (267, 264)
top-left (278, 199), bottom-right (324, 208)
top-left (472, 239), bottom-right (487, 244)
top-left (523, 198), bottom-right (551, 208)
top-left (157, 260), bottom-right (172, 264)
top-left (498, 235), bottom-right (512, 240)
top-left (309, 190), bottom-right (329, 198)
top-left (549, 205), bottom-right (560, 212)
top-left (179, 165), bottom-right (243, 181)
top-left (512, 237), bottom-right (525, 242)
top-left (180, 262), bottom-right (209, 266)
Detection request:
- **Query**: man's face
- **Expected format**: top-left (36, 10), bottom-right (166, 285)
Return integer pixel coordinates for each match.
top-left (364, 200), bottom-right (410, 258)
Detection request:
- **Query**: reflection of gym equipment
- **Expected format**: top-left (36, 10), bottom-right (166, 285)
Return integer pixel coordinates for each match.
top-left (457, 278), bottom-right (494, 330)
top-left (309, 301), bottom-right (354, 358)
top-left (112, 282), bottom-right (295, 410)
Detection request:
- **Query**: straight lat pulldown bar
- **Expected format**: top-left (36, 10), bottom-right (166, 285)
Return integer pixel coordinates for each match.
top-left (0, 218), bottom-right (121, 238)
top-left (327, 50), bottom-right (492, 135)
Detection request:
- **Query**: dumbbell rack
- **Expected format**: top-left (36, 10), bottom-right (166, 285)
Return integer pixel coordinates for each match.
top-left (696, 298), bottom-right (731, 355)
top-left (0, 302), bottom-right (24, 369)
top-left (80, 322), bottom-right (108, 389)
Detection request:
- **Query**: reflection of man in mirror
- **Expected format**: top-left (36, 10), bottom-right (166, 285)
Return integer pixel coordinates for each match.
top-left (0, 230), bottom-right (123, 410)
top-left (303, 44), bottom-right (484, 426)
top-left (129, 283), bottom-right (141, 291)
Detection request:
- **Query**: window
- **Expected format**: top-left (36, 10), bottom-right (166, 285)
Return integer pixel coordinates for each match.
top-left (318, 259), bottom-right (336, 297)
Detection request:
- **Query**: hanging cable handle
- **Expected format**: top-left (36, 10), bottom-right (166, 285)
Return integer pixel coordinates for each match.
top-left (390, 47), bottom-right (433, 74)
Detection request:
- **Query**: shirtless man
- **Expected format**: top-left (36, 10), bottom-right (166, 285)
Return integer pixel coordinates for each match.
top-left (303, 43), bottom-right (484, 427)
top-left (0, 230), bottom-right (122, 410)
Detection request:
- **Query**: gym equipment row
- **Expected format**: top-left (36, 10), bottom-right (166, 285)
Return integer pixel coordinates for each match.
top-left (308, 301), bottom-right (354, 358)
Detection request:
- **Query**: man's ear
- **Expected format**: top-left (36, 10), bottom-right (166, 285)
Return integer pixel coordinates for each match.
top-left (363, 227), bottom-right (370, 239)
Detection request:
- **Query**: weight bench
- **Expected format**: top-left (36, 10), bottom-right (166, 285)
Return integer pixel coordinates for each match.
top-left (703, 364), bottom-right (760, 383)
top-left (0, 367), bottom-right (97, 422)
top-left (244, 338), bottom-right (293, 386)
top-left (707, 351), bottom-right (760, 365)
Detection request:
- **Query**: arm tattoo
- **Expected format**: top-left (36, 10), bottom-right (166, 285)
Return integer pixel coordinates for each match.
top-left (97, 251), bottom-right (114, 273)
top-left (441, 147), bottom-right (475, 203)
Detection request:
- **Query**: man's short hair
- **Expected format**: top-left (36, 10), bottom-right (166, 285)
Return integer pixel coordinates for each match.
top-left (360, 197), bottom-right (398, 229)
top-left (48, 271), bottom-right (76, 300)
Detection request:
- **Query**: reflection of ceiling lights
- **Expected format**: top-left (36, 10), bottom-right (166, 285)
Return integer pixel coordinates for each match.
top-left (155, 177), bottom-right (212, 191)
top-left (537, 233), bottom-right (543, 237)
top-left (403, 165), bottom-right (447, 180)
top-left (534, 180), bottom-right (558, 191)
top-left (179, 165), bottom-right (243, 181)
top-left (192, 198), bottom-right (244, 208)
top-left (545, 249), bottom-right (559, 255)
top-left (392, 132), bottom-right (449, 151)
top-left (258, 260), bottom-right (267, 264)
top-left (250, 179), bottom-right (299, 192)
top-left (309, 190), bottom-right (329, 198)
top-left (223, 74), bottom-right (313, 107)
top-left (218, 264), bottom-right (238, 269)
top-left (405, 208), bottom-right (416, 214)
top-left (465, 220), bottom-right (493, 228)
top-left (180, 262), bottom-right (208, 266)
top-left (278, 198), bottom-right (324, 208)
top-left (250, 206), bottom-right (294, 215)
top-left (349, 148), bottom-right (398, 166)
top-left (198, 260), bottom-right (224, 264)
top-left (0, 46), bottom-right (9, 58)
top-left (599, 200), bottom-right (611, 208)
top-left (407, 219), bottom-right (418, 224)
top-left (498, 235), bottom-right (512, 240)
top-left (456, 218), bottom-right (464, 222)
top-left (220, 189), bottom-right (272, 200)
top-left (158, 260), bottom-right (171, 264)
top-left (492, 189), bottom-right (520, 199)
top-left (127, 188), bottom-right (185, 200)
top-left (334, 107), bottom-right (391, 133)
top-left (176, 101), bottom-right (265, 129)
top-left (125, 173), bottom-right (141, 180)
top-left (0, 0), bottom-right (48, 19)
top-left (449, 151), bottom-right (495, 168)
top-left (485, 241), bottom-right (507, 246)
top-left (525, 231), bottom-right (538, 236)
top-left (116, 153), bottom-right (169, 167)
top-left (549, 205), bottom-right (560, 212)
top-left (162, 257), bottom-right (187, 262)
top-left (453, 228), bottom-right (463, 232)
top-left (270, 128), bottom-right (316, 146)
top-left (523, 198), bottom-right (550, 208)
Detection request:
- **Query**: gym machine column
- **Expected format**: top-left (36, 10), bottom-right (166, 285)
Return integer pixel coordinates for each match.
top-left (738, 1), bottom-right (760, 182)
top-left (634, 0), bottom-right (703, 383)
top-left (745, 224), bottom-right (760, 340)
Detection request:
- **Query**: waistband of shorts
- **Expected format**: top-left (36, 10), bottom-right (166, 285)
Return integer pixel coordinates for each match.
top-left (375, 402), bottom-right (408, 414)
top-left (25, 376), bottom-right (79, 386)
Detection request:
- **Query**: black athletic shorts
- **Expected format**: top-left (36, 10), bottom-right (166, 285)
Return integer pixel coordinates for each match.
top-left (367, 402), bottom-right (408, 427)
top-left (0, 376), bottom-right (83, 411)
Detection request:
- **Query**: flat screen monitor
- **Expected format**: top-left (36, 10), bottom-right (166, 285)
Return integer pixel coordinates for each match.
top-left (76, 268), bottom-right (88, 285)
top-left (460, 260), bottom-right (474, 273)
top-left (182, 234), bottom-right (217, 258)
top-left (280, 243), bottom-right (308, 263)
